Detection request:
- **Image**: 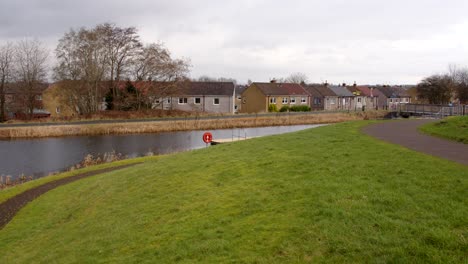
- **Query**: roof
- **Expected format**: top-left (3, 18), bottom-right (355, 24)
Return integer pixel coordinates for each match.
top-left (253, 82), bottom-right (308, 96)
top-left (328, 86), bottom-right (354, 97)
top-left (376, 86), bottom-right (410, 98)
top-left (180, 82), bottom-right (234, 96)
top-left (4, 82), bottom-right (50, 94)
top-left (313, 85), bottom-right (337, 96)
top-left (355, 86), bottom-right (375, 97)
top-left (303, 84), bottom-right (326, 97)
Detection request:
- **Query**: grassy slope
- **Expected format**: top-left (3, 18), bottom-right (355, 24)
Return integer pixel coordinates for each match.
top-left (0, 121), bottom-right (467, 263)
top-left (0, 156), bottom-right (157, 204)
top-left (420, 116), bottom-right (468, 144)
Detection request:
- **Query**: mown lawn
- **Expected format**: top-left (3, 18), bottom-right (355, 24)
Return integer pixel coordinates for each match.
top-left (420, 116), bottom-right (468, 144)
top-left (0, 121), bottom-right (467, 263)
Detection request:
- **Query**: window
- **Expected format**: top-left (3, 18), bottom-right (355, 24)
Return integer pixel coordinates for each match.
top-left (301, 97), bottom-right (307, 104)
top-left (155, 98), bottom-right (160, 104)
top-left (314, 97), bottom-right (321, 105)
top-left (178, 97), bottom-right (187, 104)
top-left (213, 98), bottom-right (220, 105)
top-left (269, 97), bottom-right (276, 104)
top-left (282, 97), bottom-right (288, 104)
top-left (194, 97), bottom-right (201, 104)
top-left (237, 96), bottom-right (242, 100)
top-left (290, 97), bottom-right (296, 104)
top-left (357, 98), bottom-right (361, 103)
top-left (234, 105), bottom-right (238, 110)
top-left (35, 95), bottom-right (42, 101)
top-left (242, 98), bottom-right (246, 104)
top-left (167, 98), bottom-right (171, 104)
top-left (390, 99), bottom-right (393, 103)
top-left (330, 98), bottom-right (336, 104)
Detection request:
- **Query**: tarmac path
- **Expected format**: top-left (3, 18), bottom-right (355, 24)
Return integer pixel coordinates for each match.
top-left (0, 163), bottom-right (141, 230)
top-left (363, 119), bottom-right (468, 166)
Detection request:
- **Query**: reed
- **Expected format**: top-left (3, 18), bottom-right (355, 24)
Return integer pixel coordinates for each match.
top-left (0, 111), bottom-right (386, 139)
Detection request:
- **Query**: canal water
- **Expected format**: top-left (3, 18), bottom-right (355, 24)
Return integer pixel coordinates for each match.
top-left (0, 124), bottom-right (324, 179)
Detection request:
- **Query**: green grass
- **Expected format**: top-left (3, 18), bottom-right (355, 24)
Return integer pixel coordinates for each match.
top-left (0, 121), bottom-right (467, 263)
top-left (0, 156), bottom-right (157, 204)
top-left (420, 116), bottom-right (468, 144)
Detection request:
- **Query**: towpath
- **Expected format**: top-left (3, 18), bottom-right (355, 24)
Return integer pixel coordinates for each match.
top-left (363, 119), bottom-right (468, 166)
top-left (0, 163), bottom-right (140, 230)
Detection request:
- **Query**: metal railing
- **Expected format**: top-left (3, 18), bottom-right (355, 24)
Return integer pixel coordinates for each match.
top-left (398, 104), bottom-right (467, 117)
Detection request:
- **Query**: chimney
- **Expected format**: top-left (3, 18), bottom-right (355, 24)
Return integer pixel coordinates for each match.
top-left (270, 78), bottom-right (277, 83)
top-left (342, 83), bottom-right (346, 87)
top-left (353, 81), bottom-right (357, 87)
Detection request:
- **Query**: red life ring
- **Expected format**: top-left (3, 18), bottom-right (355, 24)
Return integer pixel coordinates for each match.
top-left (202, 132), bottom-right (213, 143)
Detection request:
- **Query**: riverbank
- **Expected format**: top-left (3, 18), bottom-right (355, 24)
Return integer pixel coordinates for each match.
top-left (0, 121), bottom-right (466, 262)
top-left (0, 111), bottom-right (385, 139)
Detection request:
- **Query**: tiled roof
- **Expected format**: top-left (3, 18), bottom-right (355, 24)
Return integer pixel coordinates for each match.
top-left (303, 84), bottom-right (326, 97)
top-left (253, 82), bottom-right (308, 96)
top-left (376, 86), bottom-right (410, 98)
top-left (328, 86), bottom-right (354, 97)
top-left (181, 82), bottom-right (234, 96)
top-left (355, 86), bottom-right (374, 97)
top-left (4, 82), bottom-right (50, 94)
top-left (313, 85), bottom-right (337, 96)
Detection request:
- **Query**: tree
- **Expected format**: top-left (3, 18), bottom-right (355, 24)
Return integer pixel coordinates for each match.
top-left (0, 42), bottom-right (14, 122)
top-left (14, 39), bottom-right (48, 119)
top-left (54, 28), bottom-right (109, 114)
top-left (285, 72), bottom-right (308, 84)
top-left (416, 74), bottom-right (455, 104)
top-left (448, 64), bottom-right (468, 104)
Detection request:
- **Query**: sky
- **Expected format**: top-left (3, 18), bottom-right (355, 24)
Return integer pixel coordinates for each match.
top-left (1, 0), bottom-right (468, 85)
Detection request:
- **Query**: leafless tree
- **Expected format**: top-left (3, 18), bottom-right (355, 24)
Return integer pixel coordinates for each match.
top-left (448, 64), bottom-right (468, 104)
top-left (14, 39), bottom-right (48, 119)
top-left (54, 28), bottom-right (109, 114)
top-left (285, 72), bottom-right (308, 84)
top-left (0, 42), bottom-right (14, 121)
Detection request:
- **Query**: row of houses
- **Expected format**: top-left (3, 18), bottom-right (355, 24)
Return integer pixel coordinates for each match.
top-left (2, 80), bottom-right (412, 119)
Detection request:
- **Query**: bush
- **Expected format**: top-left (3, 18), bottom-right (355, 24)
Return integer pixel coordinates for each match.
top-left (289, 105), bottom-right (311, 112)
top-left (268, 104), bottom-right (278, 112)
top-left (279, 106), bottom-right (290, 112)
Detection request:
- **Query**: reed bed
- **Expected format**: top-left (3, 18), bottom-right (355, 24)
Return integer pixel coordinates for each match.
top-left (0, 111), bottom-right (386, 139)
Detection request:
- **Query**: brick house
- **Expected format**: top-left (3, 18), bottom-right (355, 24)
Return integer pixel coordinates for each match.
top-left (240, 81), bottom-right (310, 113)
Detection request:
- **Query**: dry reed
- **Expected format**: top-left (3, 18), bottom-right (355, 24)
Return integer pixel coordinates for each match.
top-left (0, 111), bottom-right (386, 139)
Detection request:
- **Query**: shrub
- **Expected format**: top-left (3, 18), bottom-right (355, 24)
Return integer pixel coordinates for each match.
top-left (289, 105), bottom-right (311, 112)
top-left (279, 106), bottom-right (290, 112)
top-left (268, 104), bottom-right (278, 112)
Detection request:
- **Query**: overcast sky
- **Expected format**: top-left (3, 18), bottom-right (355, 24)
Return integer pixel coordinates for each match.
top-left (1, 0), bottom-right (468, 84)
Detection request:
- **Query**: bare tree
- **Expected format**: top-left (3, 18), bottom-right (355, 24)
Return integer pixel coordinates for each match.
top-left (285, 72), bottom-right (308, 84)
top-left (14, 39), bottom-right (48, 119)
top-left (448, 64), bottom-right (468, 104)
top-left (55, 28), bottom-right (109, 114)
top-left (0, 42), bottom-right (14, 122)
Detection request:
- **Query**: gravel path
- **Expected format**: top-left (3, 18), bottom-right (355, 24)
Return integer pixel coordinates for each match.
top-left (0, 163), bottom-right (140, 230)
top-left (363, 119), bottom-right (468, 166)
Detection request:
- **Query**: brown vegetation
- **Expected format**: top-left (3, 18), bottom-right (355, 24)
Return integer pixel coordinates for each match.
top-left (0, 111), bottom-right (386, 139)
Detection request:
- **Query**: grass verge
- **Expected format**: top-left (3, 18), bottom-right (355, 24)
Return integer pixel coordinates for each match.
top-left (0, 121), bottom-right (466, 263)
top-left (420, 116), bottom-right (468, 144)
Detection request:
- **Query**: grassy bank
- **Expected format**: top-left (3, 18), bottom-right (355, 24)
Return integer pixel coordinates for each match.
top-left (0, 121), bottom-right (466, 263)
top-left (420, 116), bottom-right (468, 144)
top-left (0, 111), bottom-right (385, 139)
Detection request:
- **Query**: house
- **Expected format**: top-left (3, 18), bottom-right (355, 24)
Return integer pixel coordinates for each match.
top-left (328, 85), bottom-right (355, 110)
top-left (375, 86), bottom-right (411, 110)
top-left (4, 82), bottom-right (50, 119)
top-left (240, 81), bottom-right (310, 113)
top-left (303, 84), bottom-right (326, 111)
top-left (310, 85), bottom-right (338, 111)
top-left (151, 81), bottom-right (236, 114)
top-left (355, 85), bottom-right (379, 110)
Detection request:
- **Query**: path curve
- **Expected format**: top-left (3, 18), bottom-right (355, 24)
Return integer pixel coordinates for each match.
top-left (0, 163), bottom-right (140, 230)
top-left (363, 119), bottom-right (468, 166)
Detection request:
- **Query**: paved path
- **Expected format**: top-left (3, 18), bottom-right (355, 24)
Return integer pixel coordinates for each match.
top-left (363, 119), bottom-right (468, 166)
top-left (0, 163), bottom-right (141, 230)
